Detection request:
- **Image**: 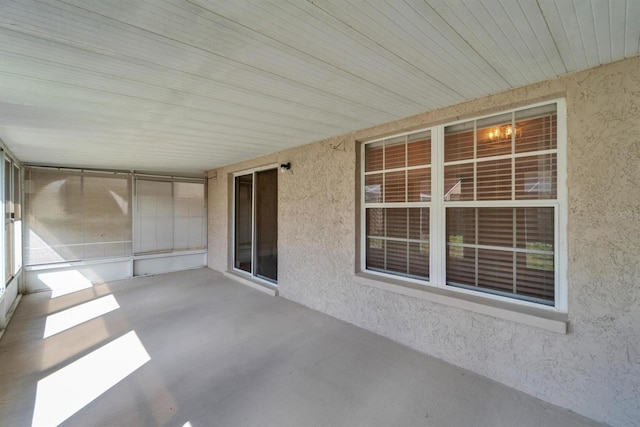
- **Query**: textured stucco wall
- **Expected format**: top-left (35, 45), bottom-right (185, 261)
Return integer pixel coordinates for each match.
top-left (208, 56), bottom-right (640, 426)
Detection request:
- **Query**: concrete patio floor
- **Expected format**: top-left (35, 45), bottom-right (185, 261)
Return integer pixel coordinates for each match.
top-left (0, 268), bottom-right (602, 426)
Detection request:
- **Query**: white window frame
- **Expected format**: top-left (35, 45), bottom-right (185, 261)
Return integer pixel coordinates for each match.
top-left (360, 99), bottom-right (567, 313)
top-left (361, 131), bottom-right (432, 281)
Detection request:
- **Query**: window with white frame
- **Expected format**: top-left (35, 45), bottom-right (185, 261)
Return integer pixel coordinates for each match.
top-left (363, 131), bottom-right (431, 279)
top-left (361, 101), bottom-right (565, 308)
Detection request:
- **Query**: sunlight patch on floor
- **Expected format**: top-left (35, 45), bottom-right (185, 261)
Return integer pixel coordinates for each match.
top-left (44, 294), bottom-right (120, 338)
top-left (45, 283), bottom-right (113, 314)
top-left (41, 318), bottom-right (111, 370)
top-left (32, 331), bottom-right (150, 427)
top-left (38, 270), bottom-right (93, 298)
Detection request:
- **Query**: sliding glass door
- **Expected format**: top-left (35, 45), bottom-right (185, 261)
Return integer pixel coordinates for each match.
top-left (234, 168), bottom-right (277, 283)
top-left (255, 169), bottom-right (278, 281)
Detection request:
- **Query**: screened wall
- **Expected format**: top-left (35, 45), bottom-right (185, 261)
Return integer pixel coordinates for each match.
top-left (25, 168), bottom-right (206, 266)
top-left (134, 179), bottom-right (206, 255)
top-left (25, 169), bottom-right (132, 265)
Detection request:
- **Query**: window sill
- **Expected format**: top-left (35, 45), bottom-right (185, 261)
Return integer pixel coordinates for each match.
top-left (354, 273), bottom-right (567, 334)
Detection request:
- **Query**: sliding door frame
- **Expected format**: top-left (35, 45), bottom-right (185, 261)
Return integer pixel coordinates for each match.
top-left (232, 164), bottom-right (278, 286)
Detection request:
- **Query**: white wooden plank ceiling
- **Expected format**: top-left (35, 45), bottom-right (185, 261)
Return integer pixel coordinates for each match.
top-left (0, 0), bottom-right (638, 174)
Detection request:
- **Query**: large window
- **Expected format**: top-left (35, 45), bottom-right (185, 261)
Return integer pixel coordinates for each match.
top-left (362, 101), bottom-right (565, 308)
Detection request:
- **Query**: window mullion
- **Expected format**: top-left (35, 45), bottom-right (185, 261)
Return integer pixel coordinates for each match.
top-left (511, 113), bottom-right (517, 295)
top-left (513, 207), bottom-right (517, 294)
top-left (382, 141), bottom-right (386, 204)
top-left (404, 136), bottom-right (408, 203)
top-left (406, 207), bottom-right (409, 275)
top-left (383, 207), bottom-right (388, 271)
top-left (473, 121), bottom-right (478, 201)
top-left (360, 144), bottom-right (366, 273)
top-left (474, 207), bottom-right (479, 287)
top-left (511, 112), bottom-right (516, 201)
top-left (432, 126), bottom-right (445, 287)
top-left (556, 98), bottom-right (568, 311)
top-left (251, 172), bottom-right (256, 277)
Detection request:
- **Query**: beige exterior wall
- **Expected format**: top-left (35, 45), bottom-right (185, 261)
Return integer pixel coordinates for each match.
top-left (208, 56), bottom-right (640, 426)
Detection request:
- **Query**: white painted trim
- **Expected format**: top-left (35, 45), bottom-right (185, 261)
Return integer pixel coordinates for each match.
top-left (365, 202), bottom-right (431, 208)
top-left (0, 154), bottom-right (5, 296)
top-left (364, 164), bottom-right (432, 175)
top-left (442, 148), bottom-right (557, 166)
top-left (359, 142), bottom-right (366, 273)
top-left (431, 125), bottom-right (444, 285)
top-left (0, 294), bottom-right (22, 342)
top-left (133, 249), bottom-right (206, 260)
top-left (443, 200), bottom-right (557, 207)
top-left (134, 173), bottom-right (205, 183)
top-left (27, 166), bottom-right (205, 182)
top-left (133, 253), bottom-right (206, 277)
top-left (130, 174), bottom-right (136, 278)
top-left (25, 257), bottom-right (133, 271)
top-left (442, 99), bottom-right (561, 128)
top-left (354, 274), bottom-right (567, 334)
top-left (3, 293), bottom-right (21, 328)
top-left (555, 98), bottom-right (568, 312)
top-left (363, 126), bottom-right (435, 144)
top-left (232, 172), bottom-right (237, 272)
top-left (0, 138), bottom-right (22, 168)
top-left (28, 165), bottom-right (131, 177)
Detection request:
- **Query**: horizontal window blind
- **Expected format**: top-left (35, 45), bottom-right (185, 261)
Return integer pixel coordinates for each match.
top-left (364, 131), bottom-right (431, 280)
top-left (446, 207), bottom-right (555, 304)
top-left (443, 103), bottom-right (558, 304)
